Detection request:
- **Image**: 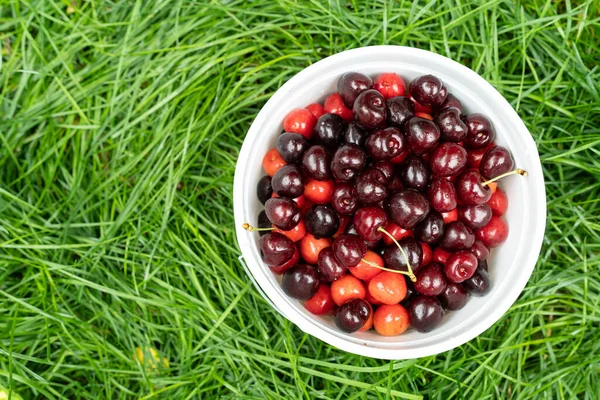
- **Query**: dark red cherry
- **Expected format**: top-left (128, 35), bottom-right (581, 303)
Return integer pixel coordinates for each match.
top-left (439, 221), bottom-right (475, 251)
top-left (409, 75), bottom-right (448, 108)
top-left (256, 176), bottom-right (273, 205)
top-left (429, 142), bottom-right (467, 177)
top-left (414, 263), bottom-right (447, 296)
top-left (409, 295), bottom-right (445, 332)
top-left (386, 96), bottom-right (415, 128)
top-left (317, 247), bottom-right (346, 282)
top-left (400, 278), bottom-right (417, 308)
top-left (479, 146), bottom-right (515, 179)
top-left (305, 205), bottom-right (339, 239)
top-left (272, 164), bottom-right (304, 198)
top-left (332, 183), bottom-right (359, 215)
top-left (405, 117), bottom-right (441, 154)
top-left (438, 94), bottom-right (463, 113)
top-left (344, 122), bottom-right (367, 146)
top-left (438, 282), bottom-right (469, 310)
top-left (456, 170), bottom-right (492, 205)
top-left (388, 175), bottom-right (405, 193)
top-left (276, 132), bottom-right (308, 163)
top-left (337, 72), bottom-right (373, 108)
top-left (434, 107), bottom-right (467, 142)
top-left (331, 144), bottom-right (367, 182)
top-left (470, 240), bottom-right (490, 261)
top-left (414, 211), bottom-right (444, 244)
top-left (464, 114), bottom-right (496, 148)
top-left (383, 236), bottom-right (423, 273)
top-left (259, 232), bottom-right (295, 267)
top-left (428, 178), bottom-right (457, 212)
top-left (463, 266), bottom-right (491, 295)
top-left (353, 206), bottom-right (388, 242)
top-left (365, 127), bottom-right (406, 160)
top-left (444, 251), bottom-right (478, 283)
top-left (301, 145), bottom-right (331, 181)
top-left (353, 89), bottom-right (387, 129)
top-left (315, 113), bottom-right (345, 147)
top-left (479, 259), bottom-right (488, 271)
top-left (399, 154), bottom-right (431, 191)
top-left (335, 298), bottom-right (371, 333)
top-left (265, 197), bottom-right (301, 230)
top-left (354, 168), bottom-right (388, 205)
top-left (458, 204), bottom-right (492, 229)
top-left (332, 234), bottom-right (367, 268)
top-left (257, 210), bottom-right (271, 236)
top-left (345, 221), bottom-right (380, 249)
top-left (371, 160), bottom-right (395, 182)
top-left (282, 264), bottom-right (320, 300)
top-left (387, 189), bottom-right (430, 229)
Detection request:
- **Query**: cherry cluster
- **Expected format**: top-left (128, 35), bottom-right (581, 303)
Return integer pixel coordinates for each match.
top-left (247, 72), bottom-right (523, 336)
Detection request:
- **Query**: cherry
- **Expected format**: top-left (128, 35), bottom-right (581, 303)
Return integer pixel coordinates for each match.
top-left (257, 210), bottom-right (271, 236)
top-left (467, 142), bottom-right (495, 169)
top-left (480, 146), bottom-right (515, 179)
top-left (438, 282), bottom-right (469, 310)
top-left (317, 246), bottom-right (346, 282)
top-left (463, 266), bottom-right (491, 296)
top-left (374, 73), bottom-right (406, 99)
top-left (421, 243), bottom-right (433, 265)
top-left (371, 160), bottom-right (395, 182)
top-left (414, 263), bottom-right (448, 296)
top-left (301, 145), bottom-right (331, 181)
top-left (366, 287), bottom-right (383, 305)
top-left (315, 113), bottom-right (345, 147)
top-left (464, 114), bottom-right (495, 148)
top-left (256, 175), bottom-right (273, 205)
top-left (270, 247), bottom-right (300, 274)
top-left (353, 89), bottom-right (387, 129)
top-left (458, 204), bottom-right (492, 229)
top-left (405, 117), bottom-right (441, 154)
top-left (444, 251), bottom-right (478, 283)
top-left (331, 274), bottom-right (366, 306)
top-left (304, 179), bottom-right (335, 204)
top-left (365, 127), bottom-right (406, 160)
top-left (409, 295), bottom-right (445, 333)
top-left (265, 197), bottom-right (301, 230)
top-left (349, 250), bottom-right (384, 281)
top-left (470, 240), bottom-right (490, 261)
top-left (373, 304), bottom-right (410, 336)
top-left (368, 271), bottom-right (407, 305)
top-left (338, 72), bottom-right (373, 108)
top-left (438, 221), bottom-right (475, 251)
top-left (414, 211), bottom-right (444, 244)
top-left (428, 178), bottom-right (457, 213)
top-left (383, 237), bottom-right (423, 273)
top-left (344, 122), bottom-right (367, 146)
top-left (299, 234), bottom-right (331, 264)
top-left (488, 187), bottom-right (508, 216)
top-left (332, 234), bottom-right (367, 268)
top-left (305, 103), bottom-right (325, 119)
top-left (304, 284), bottom-right (334, 315)
top-left (324, 93), bottom-right (353, 122)
top-left (476, 216), bottom-right (508, 248)
top-left (271, 164), bottom-right (304, 198)
top-left (434, 107), bottom-right (467, 142)
top-left (387, 174), bottom-right (405, 192)
top-left (353, 206), bottom-right (388, 242)
top-left (283, 108), bottom-right (316, 140)
top-left (400, 278), bottom-right (416, 308)
top-left (430, 142), bottom-right (467, 177)
top-left (345, 222), bottom-right (379, 249)
top-left (432, 247), bottom-right (451, 264)
top-left (334, 215), bottom-right (350, 238)
top-left (262, 148), bottom-right (287, 177)
top-left (400, 154), bottom-right (431, 191)
top-left (331, 144), bottom-right (367, 182)
top-left (411, 96), bottom-right (433, 114)
top-left (354, 168), bottom-right (388, 205)
top-left (409, 74), bottom-right (448, 108)
top-left (305, 205), bottom-right (339, 239)
top-left (282, 264), bottom-right (320, 300)
top-left (276, 132), bottom-right (308, 164)
top-left (479, 259), bottom-right (489, 271)
top-left (456, 170), bottom-right (492, 206)
top-left (387, 96), bottom-right (415, 128)
top-left (259, 232), bottom-right (296, 267)
top-left (381, 222), bottom-right (413, 245)
top-left (274, 220), bottom-right (306, 242)
top-left (335, 298), bottom-right (371, 333)
top-left (331, 183), bottom-right (359, 215)
top-left (387, 189), bottom-right (430, 229)
top-left (438, 94), bottom-right (463, 113)
top-left (441, 208), bottom-right (459, 224)
top-left (359, 303), bottom-right (374, 331)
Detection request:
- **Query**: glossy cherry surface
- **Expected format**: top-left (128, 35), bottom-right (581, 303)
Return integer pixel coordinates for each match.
top-left (400, 154), bottom-right (431, 191)
top-left (458, 204), bottom-right (492, 229)
top-left (283, 108), bottom-right (317, 139)
top-left (315, 113), bottom-right (345, 147)
top-left (438, 94), bottom-right (463, 113)
top-left (456, 170), bottom-right (492, 205)
top-left (259, 232), bottom-right (295, 267)
top-left (276, 132), bottom-right (307, 163)
top-left (387, 189), bottom-right (430, 229)
top-left (476, 215), bottom-right (508, 248)
top-left (428, 178), bottom-right (457, 213)
top-left (414, 263), bottom-right (448, 296)
top-left (438, 282), bottom-right (469, 310)
top-left (365, 127), bottom-right (406, 160)
top-left (332, 234), bottom-right (367, 268)
top-left (324, 93), bottom-right (353, 122)
top-left (368, 271), bottom-right (407, 305)
top-left (383, 237), bottom-right (423, 273)
top-left (386, 96), bottom-right (415, 128)
top-left (444, 250), bottom-right (478, 283)
top-left (409, 295), bottom-right (445, 333)
top-left (373, 304), bottom-right (410, 336)
top-left (409, 74), bottom-right (448, 108)
top-left (305, 205), bottom-right (339, 239)
top-left (265, 197), bottom-right (301, 230)
top-left (488, 187), bottom-right (508, 216)
top-left (479, 145), bottom-right (515, 179)
top-left (438, 221), bottom-right (475, 251)
top-left (257, 210), bottom-right (271, 236)
top-left (373, 72), bottom-right (406, 99)
top-left (354, 168), bottom-right (388, 205)
top-left (331, 183), bottom-right (358, 215)
top-left (371, 160), bottom-right (395, 182)
top-left (414, 211), bottom-right (444, 244)
top-left (464, 114), bottom-right (496, 148)
top-left (282, 264), bottom-right (320, 300)
top-left (405, 117), bottom-right (441, 154)
top-left (353, 89), bottom-right (387, 129)
top-left (463, 266), bottom-right (491, 296)
top-left (304, 284), bottom-right (334, 315)
top-left (470, 240), bottom-right (490, 261)
top-left (353, 206), bottom-right (388, 242)
top-left (331, 144), bottom-right (367, 182)
top-left (256, 175), bottom-right (273, 205)
top-left (317, 246), bottom-right (346, 282)
top-left (338, 72), bottom-right (373, 108)
top-left (301, 145), bottom-right (331, 181)
top-left (271, 165), bottom-right (304, 198)
top-left (430, 142), bottom-right (467, 177)
top-left (335, 298), bottom-right (371, 333)
top-left (434, 107), bottom-right (467, 142)
top-left (344, 122), bottom-right (367, 146)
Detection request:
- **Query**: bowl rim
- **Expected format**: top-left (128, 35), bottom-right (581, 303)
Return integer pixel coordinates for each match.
top-left (233, 45), bottom-right (546, 359)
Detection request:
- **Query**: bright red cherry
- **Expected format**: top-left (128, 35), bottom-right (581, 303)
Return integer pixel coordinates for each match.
top-left (432, 247), bottom-right (451, 264)
top-left (476, 216), bottom-right (509, 248)
top-left (353, 206), bottom-right (388, 242)
top-left (488, 187), bottom-right (508, 216)
top-left (304, 284), bottom-right (335, 315)
top-left (306, 103), bottom-right (325, 119)
top-left (381, 222), bottom-right (413, 245)
top-left (373, 304), bottom-right (410, 336)
top-left (274, 220), bottom-right (306, 242)
top-left (373, 73), bottom-right (406, 99)
top-left (441, 208), bottom-right (458, 223)
top-left (421, 243), bottom-right (432, 265)
top-left (444, 251), bottom-right (478, 283)
top-left (304, 179), bottom-right (335, 204)
top-left (324, 93), bottom-right (353, 122)
top-left (283, 108), bottom-right (316, 139)
top-left (262, 148), bottom-right (287, 177)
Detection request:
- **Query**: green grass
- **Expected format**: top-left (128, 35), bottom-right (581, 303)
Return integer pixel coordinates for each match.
top-left (1, 0), bottom-right (599, 398)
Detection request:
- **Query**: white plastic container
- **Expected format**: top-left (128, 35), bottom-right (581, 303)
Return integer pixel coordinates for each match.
top-left (233, 46), bottom-right (546, 359)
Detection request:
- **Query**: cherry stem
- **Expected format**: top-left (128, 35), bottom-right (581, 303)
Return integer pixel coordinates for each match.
top-left (360, 258), bottom-right (415, 278)
top-left (376, 227), bottom-right (417, 282)
top-left (242, 223), bottom-right (274, 232)
top-left (481, 168), bottom-right (527, 187)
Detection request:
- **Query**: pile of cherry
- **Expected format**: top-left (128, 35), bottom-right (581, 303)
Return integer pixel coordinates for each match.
top-left (246, 72), bottom-right (525, 336)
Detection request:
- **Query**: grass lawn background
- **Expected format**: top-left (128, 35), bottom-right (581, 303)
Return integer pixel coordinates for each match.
top-left (1, 1), bottom-right (599, 398)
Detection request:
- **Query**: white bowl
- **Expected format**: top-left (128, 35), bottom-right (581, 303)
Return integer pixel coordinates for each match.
top-left (233, 46), bottom-right (546, 359)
